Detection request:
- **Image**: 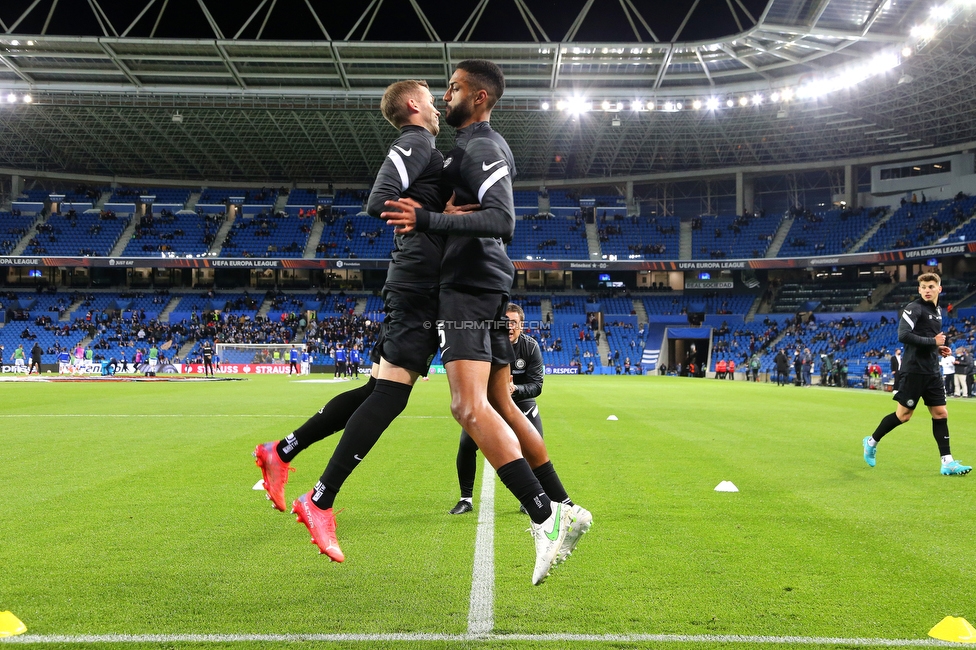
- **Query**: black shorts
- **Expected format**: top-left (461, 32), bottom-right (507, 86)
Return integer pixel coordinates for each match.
top-left (893, 372), bottom-right (946, 409)
top-left (515, 399), bottom-right (543, 436)
top-left (371, 285), bottom-right (439, 376)
top-left (437, 287), bottom-right (515, 366)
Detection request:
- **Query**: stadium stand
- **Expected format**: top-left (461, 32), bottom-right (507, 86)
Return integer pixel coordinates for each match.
top-left (198, 188), bottom-right (278, 205)
top-left (315, 215), bottom-right (393, 259)
top-left (873, 278), bottom-right (971, 311)
top-left (771, 281), bottom-right (876, 313)
top-left (220, 211), bottom-right (312, 258)
top-left (513, 191), bottom-right (539, 216)
top-left (691, 213), bottom-right (781, 259)
top-left (122, 212), bottom-right (222, 256)
top-left (643, 293), bottom-right (755, 316)
top-left (110, 187), bottom-right (192, 207)
top-left (0, 212), bottom-right (37, 255)
top-left (777, 207), bottom-right (886, 257)
top-left (599, 216), bottom-right (680, 259)
top-left (859, 195), bottom-right (976, 252)
top-left (507, 217), bottom-right (589, 260)
top-left (286, 189), bottom-right (319, 206)
top-left (24, 211), bottom-right (130, 256)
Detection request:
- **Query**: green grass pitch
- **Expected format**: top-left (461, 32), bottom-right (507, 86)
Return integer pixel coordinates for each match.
top-left (1, 375), bottom-right (974, 649)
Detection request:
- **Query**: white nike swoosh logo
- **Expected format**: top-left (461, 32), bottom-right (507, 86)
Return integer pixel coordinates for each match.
top-left (354, 454), bottom-right (363, 461)
top-left (393, 145), bottom-right (412, 156)
top-left (482, 159), bottom-right (505, 171)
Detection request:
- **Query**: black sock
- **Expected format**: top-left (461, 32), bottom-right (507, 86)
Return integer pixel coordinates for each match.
top-left (457, 430), bottom-right (479, 500)
top-left (533, 461), bottom-right (573, 506)
top-left (496, 459), bottom-right (551, 525)
top-left (933, 418), bottom-right (951, 457)
top-left (872, 412), bottom-right (903, 443)
top-left (310, 379), bottom-right (413, 511)
top-left (277, 377), bottom-right (376, 462)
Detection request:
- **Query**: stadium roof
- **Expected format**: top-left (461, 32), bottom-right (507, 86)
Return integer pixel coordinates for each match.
top-left (0, 0), bottom-right (974, 185)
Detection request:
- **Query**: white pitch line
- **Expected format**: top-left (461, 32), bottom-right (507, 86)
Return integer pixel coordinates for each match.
top-left (467, 458), bottom-right (495, 636)
top-left (0, 633), bottom-right (951, 645)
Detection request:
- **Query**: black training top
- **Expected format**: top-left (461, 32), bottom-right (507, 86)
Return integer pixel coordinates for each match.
top-left (898, 298), bottom-right (943, 375)
top-left (413, 121), bottom-right (516, 292)
top-left (367, 125), bottom-right (446, 289)
top-left (511, 333), bottom-right (544, 406)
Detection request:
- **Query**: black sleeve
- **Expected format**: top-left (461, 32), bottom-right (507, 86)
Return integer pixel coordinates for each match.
top-left (513, 339), bottom-right (544, 401)
top-left (414, 138), bottom-right (515, 240)
top-left (897, 305), bottom-right (937, 347)
top-left (366, 131), bottom-right (433, 218)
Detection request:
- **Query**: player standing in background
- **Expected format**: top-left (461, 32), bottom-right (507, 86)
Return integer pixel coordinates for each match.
top-left (349, 345), bottom-right (361, 379)
top-left (119, 351), bottom-right (129, 374)
top-left (255, 79), bottom-right (445, 544)
top-left (73, 342), bottom-right (84, 374)
top-left (863, 272), bottom-right (971, 476)
top-left (11, 344), bottom-right (26, 373)
top-left (288, 345), bottom-right (299, 376)
top-left (383, 60), bottom-right (590, 583)
top-left (27, 342), bottom-right (42, 375)
top-left (147, 343), bottom-right (159, 377)
top-left (57, 349), bottom-right (71, 374)
top-left (300, 348), bottom-right (310, 375)
top-left (202, 340), bottom-right (215, 377)
top-left (450, 303), bottom-right (544, 515)
top-left (334, 345), bottom-right (346, 379)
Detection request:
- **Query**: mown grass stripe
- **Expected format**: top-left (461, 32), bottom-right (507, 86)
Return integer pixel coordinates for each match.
top-left (0, 633), bottom-right (949, 645)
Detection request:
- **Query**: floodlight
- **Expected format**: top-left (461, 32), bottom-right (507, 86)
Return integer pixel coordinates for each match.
top-left (556, 100), bottom-right (566, 111)
top-left (692, 99), bottom-right (702, 110)
top-left (752, 94), bottom-right (763, 105)
top-left (726, 99), bottom-right (734, 107)
top-left (706, 97), bottom-right (719, 110)
top-left (738, 96), bottom-right (748, 106)
top-left (911, 24), bottom-right (936, 38)
top-left (7, 93), bottom-right (16, 103)
top-left (22, 94), bottom-right (31, 103)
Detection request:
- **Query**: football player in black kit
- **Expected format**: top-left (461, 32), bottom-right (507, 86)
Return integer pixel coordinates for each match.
top-left (862, 272), bottom-right (971, 475)
top-left (450, 302), bottom-right (545, 514)
top-left (384, 60), bottom-right (591, 584)
top-left (201, 340), bottom-right (215, 377)
top-left (254, 79), bottom-right (444, 560)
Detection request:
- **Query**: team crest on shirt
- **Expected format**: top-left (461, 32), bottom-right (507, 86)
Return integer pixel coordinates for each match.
top-left (443, 157), bottom-right (453, 168)
top-left (907, 399), bottom-right (915, 407)
top-left (515, 358), bottom-right (526, 369)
